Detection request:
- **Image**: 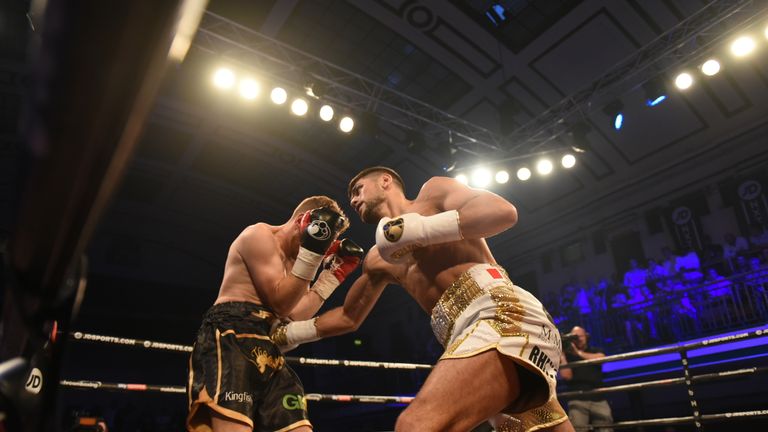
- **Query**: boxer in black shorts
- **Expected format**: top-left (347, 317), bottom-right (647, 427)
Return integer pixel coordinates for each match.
top-left (186, 196), bottom-right (363, 432)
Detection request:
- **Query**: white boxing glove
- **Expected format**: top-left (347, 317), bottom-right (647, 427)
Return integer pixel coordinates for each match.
top-left (375, 210), bottom-right (463, 264)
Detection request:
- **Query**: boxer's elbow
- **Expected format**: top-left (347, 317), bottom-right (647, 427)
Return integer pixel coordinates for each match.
top-left (500, 202), bottom-right (518, 228)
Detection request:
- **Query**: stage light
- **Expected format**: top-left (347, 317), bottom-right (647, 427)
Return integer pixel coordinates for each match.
top-left (562, 154), bottom-right (576, 168)
top-left (213, 68), bottom-right (235, 89)
top-left (319, 105), bottom-right (334, 121)
top-left (674, 72), bottom-right (693, 90)
top-left (602, 100), bottom-right (624, 131)
top-left (238, 78), bottom-right (260, 100)
top-left (536, 159), bottom-right (553, 175)
top-left (701, 59), bottom-right (721, 76)
top-left (339, 116), bottom-right (355, 133)
top-left (647, 96), bottom-right (666, 107)
top-left (643, 78), bottom-right (667, 107)
top-left (471, 168), bottom-right (492, 188)
top-left (731, 36), bottom-right (756, 57)
top-left (517, 167), bottom-right (531, 181)
top-left (270, 87), bottom-right (288, 105)
top-left (455, 174), bottom-right (468, 185)
top-left (495, 170), bottom-right (509, 184)
top-left (290, 98), bottom-right (309, 116)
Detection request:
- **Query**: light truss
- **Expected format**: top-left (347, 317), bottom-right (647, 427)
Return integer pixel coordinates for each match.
top-left (192, 0), bottom-right (767, 161)
top-left (193, 12), bottom-right (504, 154)
top-left (507, 0), bottom-right (767, 155)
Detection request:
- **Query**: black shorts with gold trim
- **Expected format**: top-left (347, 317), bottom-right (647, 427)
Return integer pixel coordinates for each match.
top-left (186, 301), bottom-right (311, 432)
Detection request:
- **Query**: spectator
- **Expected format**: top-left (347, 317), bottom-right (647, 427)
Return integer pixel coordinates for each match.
top-left (661, 246), bottom-right (681, 278)
top-left (724, 232), bottom-right (749, 273)
top-left (700, 235), bottom-right (725, 273)
top-left (675, 246), bottom-right (704, 284)
top-left (623, 259), bottom-right (648, 292)
top-left (748, 225), bottom-right (768, 249)
top-left (646, 258), bottom-right (670, 293)
top-left (559, 326), bottom-right (613, 432)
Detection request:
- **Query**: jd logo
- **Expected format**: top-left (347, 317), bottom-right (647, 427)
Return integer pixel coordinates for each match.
top-left (25, 368), bottom-right (43, 394)
top-left (282, 394), bottom-right (307, 410)
top-left (382, 218), bottom-right (404, 242)
top-left (738, 180), bottom-right (761, 201)
top-left (672, 206), bottom-right (692, 225)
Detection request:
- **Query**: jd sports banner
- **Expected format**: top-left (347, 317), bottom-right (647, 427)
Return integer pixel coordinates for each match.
top-left (667, 205), bottom-right (704, 251)
top-left (737, 179), bottom-right (768, 228)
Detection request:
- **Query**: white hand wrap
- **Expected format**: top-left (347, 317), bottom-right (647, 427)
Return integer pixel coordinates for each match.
top-left (375, 210), bottom-right (463, 264)
top-left (284, 318), bottom-right (321, 345)
top-left (310, 270), bottom-right (340, 301)
top-left (291, 247), bottom-right (324, 281)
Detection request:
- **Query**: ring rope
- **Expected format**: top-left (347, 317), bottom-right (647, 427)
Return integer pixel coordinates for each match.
top-left (56, 380), bottom-right (768, 427)
top-left (58, 380), bottom-right (414, 403)
top-left (558, 366), bottom-right (766, 398)
top-left (561, 326), bottom-right (768, 369)
top-left (70, 327), bottom-right (768, 371)
top-left (68, 331), bottom-right (433, 370)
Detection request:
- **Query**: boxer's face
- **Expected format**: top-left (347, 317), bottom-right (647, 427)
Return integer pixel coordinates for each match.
top-left (349, 175), bottom-right (386, 224)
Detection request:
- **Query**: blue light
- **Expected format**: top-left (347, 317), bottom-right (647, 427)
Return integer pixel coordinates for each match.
top-left (613, 113), bottom-right (624, 130)
top-left (646, 95), bottom-right (667, 106)
top-left (485, 3), bottom-right (507, 26)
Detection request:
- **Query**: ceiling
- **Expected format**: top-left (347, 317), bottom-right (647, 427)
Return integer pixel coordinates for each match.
top-left (2, 0), bottom-right (768, 380)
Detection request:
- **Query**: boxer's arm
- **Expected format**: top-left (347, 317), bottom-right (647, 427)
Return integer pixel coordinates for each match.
top-left (237, 224), bottom-right (310, 316)
top-left (424, 176), bottom-right (518, 239)
top-left (285, 287), bottom-right (325, 321)
top-left (271, 252), bottom-right (391, 347)
top-left (314, 259), bottom-right (390, 337)
top-left (287, 239), bottom-right (365, 321)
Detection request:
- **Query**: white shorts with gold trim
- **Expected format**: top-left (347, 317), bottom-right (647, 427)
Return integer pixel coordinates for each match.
top-left (430, 264), bottom-right (568, 431)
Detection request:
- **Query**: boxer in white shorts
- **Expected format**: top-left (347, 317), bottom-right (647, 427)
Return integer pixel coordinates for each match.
top-left (272, 167), bottom-right (574, 432)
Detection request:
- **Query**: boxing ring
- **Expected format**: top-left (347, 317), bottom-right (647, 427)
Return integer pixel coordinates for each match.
top-left (60, 327), bottom-right (768, 430)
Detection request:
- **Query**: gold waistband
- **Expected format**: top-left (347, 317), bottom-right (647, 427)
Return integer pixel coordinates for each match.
top-left (430, 264), bottom-right (510, 346)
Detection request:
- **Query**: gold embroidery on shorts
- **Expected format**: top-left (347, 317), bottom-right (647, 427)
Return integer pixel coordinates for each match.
top-left (487, 286), bottom-right (524, 337)
top-left (250, 347), bottom-right (285, 373)
top-left (497, 398), bottom-right (568, 432)
top-left (430, 270), bottom-right (485, 346)
top-left (250, 310), bottom-right (274, 320)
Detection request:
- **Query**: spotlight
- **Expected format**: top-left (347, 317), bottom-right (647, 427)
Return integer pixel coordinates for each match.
top-left (517, 167), bottom-right (531, 181)
top-left (602, 100), bottom-right (624, 131)
top-left (568, 122), bottom-right (591, 152)
top-left (290, 98), bottom-right (309, 116)
top-left (270, 87), bottom-right (288, 105)
top-left (319, 105), bottom-right (334, 121)
top-left (471, 168), bottom-right (492, 188)
top-left (701, 59), bottom-right (721, 76)
top-left (536, 159), bottom-right (554, 175)
top-left (339, 116), bottom-right (355, 133)
top-left (213, 68), bottom-right (235, 89)
top-left (561, 154), bottom-right (576, 168)
top-left (674, 72), bottom-right (693, 90)
top-left (238, 78), bottom-right (260, 100)
top-left (455, 174), bottom-right (468, 185)
top-left (730, 36), bottom-right (756, 57)
top-left (495, 170), bottom-right (509, 184)
top-left (643, 78), bottom-right (667, 107)
top-left (441, 130), bottom-right (458, 172)
top-left (304, 81), bottom-right (327, 99)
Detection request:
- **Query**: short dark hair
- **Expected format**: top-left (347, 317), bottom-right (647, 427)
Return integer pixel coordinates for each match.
top-left (347, 166), bottom-right (405, 198)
